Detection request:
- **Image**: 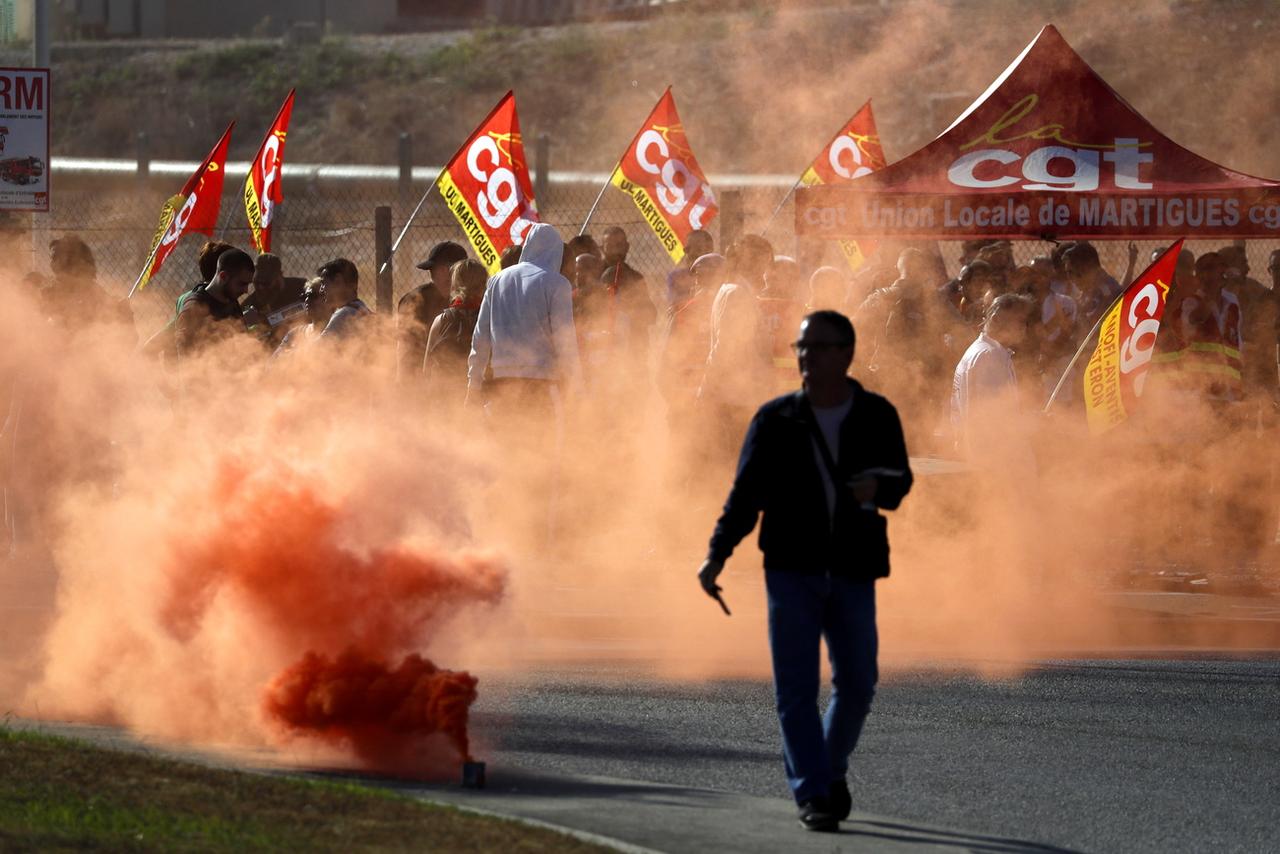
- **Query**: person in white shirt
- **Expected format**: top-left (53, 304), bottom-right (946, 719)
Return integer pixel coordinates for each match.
top-left (952, 294), bottom-right (1040, 586)
top-left (951, 293), bottom-right (1035, 469)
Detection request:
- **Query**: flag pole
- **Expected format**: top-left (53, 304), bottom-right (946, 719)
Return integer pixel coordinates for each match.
top-left (578, 163), bottom-right (619, 236)
top-left (760, 176), bottom-right (803, 236)
top-left (1042, 306), bottom-right (1110, 413)
top-left (126, 237), bottom-right (165, 300)
top-left (379, 168), bottom-right (444, 276)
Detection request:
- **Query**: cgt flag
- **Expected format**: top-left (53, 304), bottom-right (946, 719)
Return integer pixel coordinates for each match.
top-left (244, 89), bottom-right (295, 253)
top-left (610, 88), bottom-right (717, 263)
top-left (437, 91), bottom-right (538, 274)
top-left (799, 101), bottom-right (886, 273)
top-left (1082, 238), bottom-right (1184, 434)
top-left (132, 122), bottom-right (234, 295)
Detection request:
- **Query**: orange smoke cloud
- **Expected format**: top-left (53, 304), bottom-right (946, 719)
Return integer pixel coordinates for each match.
top-left (147, 462), bottom-right (504, 774)
top-left (265, 649), bottom-right (479, 773)
top-left (158, 463), bottom-right (504, 656)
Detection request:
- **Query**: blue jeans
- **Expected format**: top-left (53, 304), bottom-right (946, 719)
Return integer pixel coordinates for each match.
top-left (765, 570), bottom-right (878, 804)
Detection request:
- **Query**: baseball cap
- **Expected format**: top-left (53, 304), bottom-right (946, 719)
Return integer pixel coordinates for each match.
top-left (417, 241), bottom-right (468, 271)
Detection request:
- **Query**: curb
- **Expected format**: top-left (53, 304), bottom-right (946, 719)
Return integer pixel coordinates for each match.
top-left (416, 797), bottom-right (666, 854)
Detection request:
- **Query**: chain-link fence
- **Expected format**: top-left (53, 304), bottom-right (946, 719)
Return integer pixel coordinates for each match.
top-left (23, 164), bottom-right (1280, 338)
top-left (26, 167), bottom-right (781, 336)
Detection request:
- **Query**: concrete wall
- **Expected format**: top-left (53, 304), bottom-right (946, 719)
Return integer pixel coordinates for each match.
top-left (47, 0), bottom-right (688, 39)
top-left (58, 0), bottom-right (402, 39)
top-left (484, 0), bottom-right (686, 25)
top-left (146, 0), bottom-right (399, 38)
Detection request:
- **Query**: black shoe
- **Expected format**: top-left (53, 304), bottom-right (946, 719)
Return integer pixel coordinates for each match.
top-left (829, 779), bottom-right (852, 821)
top-left (797, 797), bottom-right (839, 832)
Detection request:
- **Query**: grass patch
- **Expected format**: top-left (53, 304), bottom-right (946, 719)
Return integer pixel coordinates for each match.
top-left (0, 727), bottom-right (607, 853)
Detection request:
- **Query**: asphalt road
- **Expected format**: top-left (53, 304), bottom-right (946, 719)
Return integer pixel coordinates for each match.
top-left (473, 659), bottom-right (1280, 854)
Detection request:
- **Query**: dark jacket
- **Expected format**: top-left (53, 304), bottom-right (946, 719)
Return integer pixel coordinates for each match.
top-left (396, 283), bottom-right (450, 379)
top-left (174, 283), bottom-right (246, 357)
top-left (707, 379), bottom-right (912, 580)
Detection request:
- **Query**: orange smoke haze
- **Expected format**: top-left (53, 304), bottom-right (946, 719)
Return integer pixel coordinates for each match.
top-left (1, 224), bottom-right (1276, 773)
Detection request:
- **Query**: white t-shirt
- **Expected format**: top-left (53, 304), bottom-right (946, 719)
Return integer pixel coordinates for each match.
top-left (951, 331), bottom-right (1036, 479)
top-left (811, 395), bottom-right (853, 527)
top-left (952, 332), bottom-right (1017, 457)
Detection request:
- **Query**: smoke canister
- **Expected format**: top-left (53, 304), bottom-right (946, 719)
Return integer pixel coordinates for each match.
top-left (462, 760), bottom-right (486, 789)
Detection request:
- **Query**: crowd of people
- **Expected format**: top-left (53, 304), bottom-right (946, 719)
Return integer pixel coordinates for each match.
top-left (10, 226), bottom-right (1280, 464)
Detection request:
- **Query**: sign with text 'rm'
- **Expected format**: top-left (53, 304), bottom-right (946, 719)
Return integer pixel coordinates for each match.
top-left (0, 67), bottom-right (50, 212)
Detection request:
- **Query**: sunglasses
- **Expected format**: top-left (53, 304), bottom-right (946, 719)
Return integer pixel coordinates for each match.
top-left (791, 340), bottom-right (851, 353)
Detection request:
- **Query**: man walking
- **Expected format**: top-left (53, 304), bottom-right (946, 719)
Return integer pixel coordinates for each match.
top-left (697, 310), bottom-right (912, 832)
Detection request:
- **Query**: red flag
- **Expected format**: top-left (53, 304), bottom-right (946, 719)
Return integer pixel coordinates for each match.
top-left (800, 101), bottom-right (886, 187)
top-left (436, 92), bottom-right (539, 274)
top-left (134, 123), bottom-right (234, 293)
top-left (1083, 239), bottom-right (1183, 433)
top-left (611, 88), bottom-right (717, 263)
top-left (244, 90), bottom-right (295, 253)
top-left (799, 101), bottom-right (886, 272)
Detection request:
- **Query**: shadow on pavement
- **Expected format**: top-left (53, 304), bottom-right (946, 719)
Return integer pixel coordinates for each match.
top-left (309, 765), bottom-right (1080, 853)
top-left (843, 819), bottom-right (1082, 853)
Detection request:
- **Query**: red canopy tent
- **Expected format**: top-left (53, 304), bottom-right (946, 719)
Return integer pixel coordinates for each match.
top-left (796, 25), bottom-right (1280, 242)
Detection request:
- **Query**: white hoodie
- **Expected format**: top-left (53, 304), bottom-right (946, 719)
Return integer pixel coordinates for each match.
top-left (467, 223), bottom-right (583, 391)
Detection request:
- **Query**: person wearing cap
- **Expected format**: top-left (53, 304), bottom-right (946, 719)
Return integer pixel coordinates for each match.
top-left (396, 241), bottom-right (469, 382)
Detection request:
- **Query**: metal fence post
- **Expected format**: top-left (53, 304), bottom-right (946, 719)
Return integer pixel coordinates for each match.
top-left (375, 205), bottom-right (393, 314)
top-left (398, 132), bottom-right (413, 199)
top-left (136, 131), bottom-right (150, 186)
top-left (33, 0), bottom-right (50, 68)
top-left (719, 189), bottom-right (743, 250)
top-left (535, 132), bottom-right (550, 204)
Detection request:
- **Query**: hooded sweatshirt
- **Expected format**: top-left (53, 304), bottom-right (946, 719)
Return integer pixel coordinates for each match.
top-left (468, 223), bottom-right (583, 390)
